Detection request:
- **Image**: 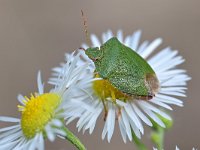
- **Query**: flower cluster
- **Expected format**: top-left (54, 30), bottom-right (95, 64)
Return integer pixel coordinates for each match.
top-left (153, 146), bottom-right (197, 150)
top-left (50, 30), bottom-right (190, 142)
top-left (0, 30), bottom-right (192, 149)
top-left (0, 54), bottom-right (92, 149)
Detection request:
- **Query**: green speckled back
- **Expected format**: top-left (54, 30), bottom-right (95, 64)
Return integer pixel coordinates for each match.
top-left (86, 37), bottom-right (159, 98)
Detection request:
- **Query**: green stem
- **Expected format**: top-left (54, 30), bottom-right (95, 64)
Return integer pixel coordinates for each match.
top-left (132, 130), bottom-right (148, 150)
top-left (151, 128), bottom-right (164, 150)
top-left (62, 127), bottom-right (86, 150)
top-left (150, 113), bottom-right (173, 150)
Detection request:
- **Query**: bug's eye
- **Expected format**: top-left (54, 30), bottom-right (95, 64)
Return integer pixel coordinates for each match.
top-left (93, 57), bottom-right (100, 61)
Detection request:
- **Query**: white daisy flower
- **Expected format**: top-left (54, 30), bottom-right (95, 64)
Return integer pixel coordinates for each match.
top-left (174, 146), bottom-right (197, 150)
top-left (153, 146), bottom-right (197, 150)
top-left (50, 30), bottom-right (190, 143)
top-left (0, 52), bottom-right (89, 150)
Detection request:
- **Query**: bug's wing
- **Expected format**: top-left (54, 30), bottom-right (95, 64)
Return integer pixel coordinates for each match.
top-left (108, 74), bottom-right (149, 96)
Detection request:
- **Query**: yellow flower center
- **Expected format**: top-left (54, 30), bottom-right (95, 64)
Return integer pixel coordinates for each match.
top-left (93, 74), bottom-right (130, 102)
top-left (18, 93), bottom-right (61, 139)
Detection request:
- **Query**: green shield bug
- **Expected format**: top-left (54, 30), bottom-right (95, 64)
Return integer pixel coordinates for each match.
top-left (84, 37), bottom-right (160, 100)
top-left (80, 10), bottom-right (159, 101)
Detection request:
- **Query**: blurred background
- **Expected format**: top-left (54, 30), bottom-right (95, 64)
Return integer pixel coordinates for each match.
top-left (0, 0), bottom-right (199, 149)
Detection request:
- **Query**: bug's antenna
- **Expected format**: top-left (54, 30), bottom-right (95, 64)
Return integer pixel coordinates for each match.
top-left (81, 10), bottom-right (91, 46)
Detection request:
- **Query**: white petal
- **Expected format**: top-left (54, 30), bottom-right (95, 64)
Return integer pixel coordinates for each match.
top-left (77, 111), bottom-right (92, 131)
top-left (0, 140), bottom-right (19, 149)
top-left (0, 130), bottom-right (22, 144)
top-left (124, 104), bottom-right (143, 133)
top-left (37, 71), bottom-right (44, 94)
top-left (102, 32), bottom-right (108, 43)
top-left (156, 94), bottom-right (183, 106)
top-left (118, 116), bottom-right (127, 143)
top-left (54, 128), bottom-right (66, 137)
top-left (131, 103), bottom-right (152, 126)
top-left (140, 38), bottom-right (162, 59)
top-left (124, 36), bottom-right (131, 47)
top-left (0, 125), bottom-right (20, 132)
top-left (139, 105), bottom-right (165, 128)
top-left (129, 118), bottom-right (141, 139)
top-left (160, 87), bottom-right (187, 93)
top-left (51, 119), bottom-right (63, 127)
top-left (85, 106), bottom-right (102, 134)
top-left (102, 104), bottom-right (115, 142)
top-left (148, 47), bottom-right (176, 67)
top-left (17, 94), bottom-right (25, 105)
top-left (81, 43), bottom-right (88, 49)
top-left (45, 125), bottom-right (55, 142)
top-left (0, 127), bottom-right (21, 139)
top-left (116, 100), bottom-right (127, 107)
top-left (150, 99), bottom-right (173, 110)
top-left (159, 90), bottom-right (186, 97)
top-left (137, 41), bottom-right (149, 53)
top-left (117, 30), bottom-right (123, 42)
top-left (91, 34), bottom-right (101, 47)
top-left (106, 30), bottom-right (114, 40)
top-left (29, 134), bottom-right (39, 150)
top-left (139, 101), bottom-right (171, 120)
top-left (0, 117), bottom-right (20, 122)
top-left (130, 30), bottom-right (141, 50)
top-left (38, 133), bottom-right (45, 150)
top-left (121, 109), bottom-right (132, 141)
top-left (107, 106), bottom-right (115, 142)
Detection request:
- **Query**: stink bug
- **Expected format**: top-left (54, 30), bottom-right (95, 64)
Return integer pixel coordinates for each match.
top-left (80, 10), bottom-right (159, 100)
top-left (85, 37), bottom-right (159, 100)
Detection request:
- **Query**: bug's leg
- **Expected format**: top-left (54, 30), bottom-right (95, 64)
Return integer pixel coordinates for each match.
top-left (111, 90), bottom-right (119, 120)
top-left (93, 71), bottom-right (99, 77)
top-left (102, 98), bottom-right (108, 121)
top-left (101, 91), bottom-right (108, 121)
top-left (111, 90), bottom-right (116, 103)
top-left (136, 94), bottom-right (154, 100)
top-left (116, 107), bottom-right (121, 121)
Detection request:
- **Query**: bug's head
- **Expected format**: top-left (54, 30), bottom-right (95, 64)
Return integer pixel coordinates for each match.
top-left (85, 47), bottom-right (103, 61)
